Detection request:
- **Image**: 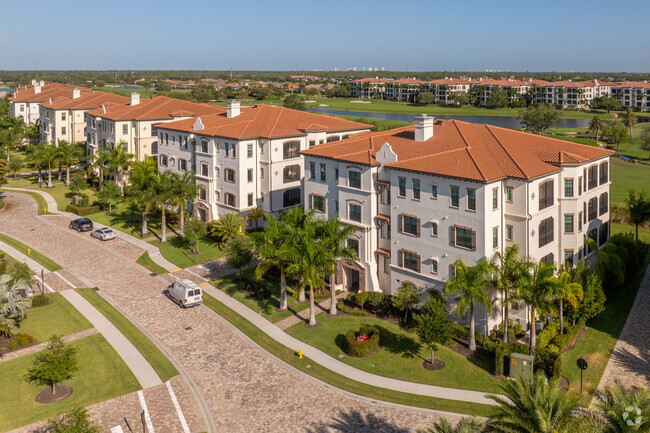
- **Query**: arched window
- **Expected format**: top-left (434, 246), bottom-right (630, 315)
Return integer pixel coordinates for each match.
top-left (283, 141), bottom-right (300, 159)
top-left (198, 186), bottom-right (207, 201)
top-left (539, 180), bottom-right (554, 210)
top-left (326, 135), bottom-right (340, 143)
top-left (283, 165), bottom-right (300, 183)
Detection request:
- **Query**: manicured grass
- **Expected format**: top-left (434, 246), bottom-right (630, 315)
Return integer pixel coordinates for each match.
top-left (611, 223), bottom-right (650, 244)
top-left (0, 334), bottom-right (140, 431)
top-left (335, 115), bottom-right (411, 131)
top-left (560, 256), bottom-right (649, 406)
top-left (202, 293), bottom-right (495, 417)
top-left (609, 160), bottom-right (650, 205)
top-left (76, 288), bottom-right (178, 382)
top-left (16, 292), bottom-right (92, 341)
top-left (210, 268), bottom-right (310, 323)
top-left (0, 233), bottom-right (61, 271)
top-left (0, 249), bottom-right (18, 264)
top-left (0, 198), bottom-right (4, 210)
top-left (615, 123), bottom-right (650, 162)
top-left (136, 251), bottom-right (169, 274)
top-left (152, 235), bottom-right (225, 268)
top-left (286, 313), bottom-right (501, 394)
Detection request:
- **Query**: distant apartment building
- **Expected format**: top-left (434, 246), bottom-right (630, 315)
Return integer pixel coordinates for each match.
top-left (39, 89), bottom-right (128, 145)
top-left (611, 81), bottom-right (650, 111)
top-left (424, 78), bottom-right (473, 104)
top-left (350, 78), bottom-right (387, 99)
top-left (84, 94), bottom-right (225, 161)
top-left (154, 101), bottom-right (372, 222)
top-left (9, 81), bottom-right (80, 125)
top-left (301, 115), bottom-right (612, 332)
top-left (385, 78), bottom-right (426, 102)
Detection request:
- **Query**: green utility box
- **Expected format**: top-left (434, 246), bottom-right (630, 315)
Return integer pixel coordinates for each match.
top-left (509, 353), bottom-right (534, 380)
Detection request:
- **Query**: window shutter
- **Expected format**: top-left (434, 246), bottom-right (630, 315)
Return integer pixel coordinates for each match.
top-left (417, 255), bottom-right (421, 273)
top-left (309, 194), bottom-right (313, 210)
top-left (398, 250), bottom-right (403, 267)
top-left (450, 226), bottom-right (456, 246)
top-left (471, 230), bottom-right (477, 251)
top-left (416, 218), bottom-right (421, 237)
top-left (323, 197), bottom-right (327, 213)
top-left (399, 214), bottom-right (403, 234)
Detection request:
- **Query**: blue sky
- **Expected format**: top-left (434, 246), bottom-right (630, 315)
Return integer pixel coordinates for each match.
top-left (4, 0), bottom-right (649, 72)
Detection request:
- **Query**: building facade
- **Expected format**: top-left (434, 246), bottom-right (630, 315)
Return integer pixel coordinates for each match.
top-left (9, 81), bottom-right (80, 125)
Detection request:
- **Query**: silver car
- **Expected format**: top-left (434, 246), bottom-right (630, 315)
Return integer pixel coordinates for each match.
top-left (90, 227), bottom-right (116, 241)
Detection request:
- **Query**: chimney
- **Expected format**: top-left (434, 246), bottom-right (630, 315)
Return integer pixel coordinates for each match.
top-left (48, 98), bottom-right (52, 105)
top-left (227, 100), bottom-right (240, 118)
top-left (414, 114), bottom-right (434, 142)
top-left (100, 105), bottom-right (106, 114)
top-left (39, 80), bottom-right (44, 87)
top-left (34, 84), bottom-right (41, 94)
top-left (130, 92), bottom-right (140, 106)
top-left (31, 79), bottom-right (37, 85)
top-left (72, 88), bottom-right (81, 99)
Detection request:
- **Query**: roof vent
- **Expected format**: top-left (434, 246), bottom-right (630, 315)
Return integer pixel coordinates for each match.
top-left (414, 114), bottom-right (434, 142)
top-left (193, 117), bottom-right (204, 131)
top-left (227, 100), bottom-right (240, 118)
top-left (48, 98), bottom-right (52, 105)
top-left (72, 88), bottom-right (81, 99)
top-left (39, 80), bottom-right (44, 87)
top-left (100, 105), bottom-right (106, 114)
top-left (130, 92), bottom-right (140, 106)
top-left (31, 79), bottom-right (37, 85)
top-left (34, 84), bottom-right (41, 94)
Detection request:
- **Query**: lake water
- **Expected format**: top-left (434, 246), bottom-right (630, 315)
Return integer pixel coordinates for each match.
top-left (307, 107), bottom-right (591, 129)
top-left (112, 86), bottom-right (145, 90)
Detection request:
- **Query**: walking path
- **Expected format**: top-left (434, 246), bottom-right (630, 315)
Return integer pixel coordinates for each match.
top-left (0, 328), bottom-right (98, 363)
top-left (598, 263), bottom-right (650, 391)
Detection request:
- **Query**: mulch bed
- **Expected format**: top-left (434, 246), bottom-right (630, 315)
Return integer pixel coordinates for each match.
top-left (303, 321), bottom-right (322, 329)
top-left (423, 359), bottom-right (445, 371)
top-left (448, 337), bottom-right (491, 363)
top-left (0, 335), bottom-right (40, 356)
top-left (560, 376), bottom-right (570, 392)
top-left (558, 325), bottom-right (588, 355)
top-left (35, 385), bottom-right (73, 403)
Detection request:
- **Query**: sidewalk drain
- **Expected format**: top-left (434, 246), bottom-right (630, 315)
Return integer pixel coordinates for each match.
top-left (92, 287), bottom-right (99, 291)
top-left (184, 327), bottom-right (192, 331)
top-left (150, 273), bottom-right (157, 276)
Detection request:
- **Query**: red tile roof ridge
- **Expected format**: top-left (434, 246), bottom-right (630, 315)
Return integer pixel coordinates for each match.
top-left (452, 121), bottom-right (488, 181)
top-left (484, 124), bottom-right (527, 178)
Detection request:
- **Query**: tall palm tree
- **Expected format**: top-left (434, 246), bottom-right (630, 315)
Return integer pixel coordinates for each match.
top-left (0, 274), bottom-right (31, 336)
top-left (279, 207), bottom-right (315, 302)
top-left (549, 271), bottom-right (583, 335)
top-left (516, 260), bottom-right (557, 351)
top-left (56, 140), bottom-right (84, 185)
top-left (420, 418), bottom-right (486, 433)
top-left (576, 380), bottom-right (650, 432)
top-left (126, 158), bottom-right (158, 236)
top-left (444, 258), bottom-right (494, 351)
top-left (109, 140), bottom-right (134, 194)
top-left (285, 225), bottom-right (333, 326)
top-left (491, 245), bottom-right (523, 343)
top-left (255, 216), bottom-right (291, 310)
top-left (91, 147), bottom-right (112, 190)
top-left (210, 213), bottom-right (245, 246)
top-left (487, 375), bottom-right (579, 433)
top-left (317, 218), bottom-right (357, 315)
top-left (0, 117), bottom-right (26, 164)
top-left (171, 171), bottom-right (198, 236)
top-left (25, 142), bottom-right (47, 187)
top-left (156, 170), bottom-right (177, 243)
top-left (41, 145), bottom-right (58, 188)
top-left (589, 116), bottom-right (605, 142)
top-left (246, 207), bottom-right (265, 231)
top-left (621, 108), bottom-right (638, 137)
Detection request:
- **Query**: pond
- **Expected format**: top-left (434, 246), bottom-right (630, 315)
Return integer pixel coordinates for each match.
top-left (307, 108), bottom-right (591, 129)
top-left (112, 86), bottom-right (145, 90)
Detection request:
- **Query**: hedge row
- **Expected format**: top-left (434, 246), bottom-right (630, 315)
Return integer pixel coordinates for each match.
top-left (337, 300), bottom-right (368, 316)
top-left (66, 204), bottom-right (101, 216)
top-left (31, 294), bottom-right (49, 307)
top-left (343, 326), bottom-right (381, 357)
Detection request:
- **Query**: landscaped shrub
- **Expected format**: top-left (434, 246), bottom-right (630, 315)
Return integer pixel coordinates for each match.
top-left (343, 326), bottom-right (380, 357)
top-left (31, 294), bottom-right (49, 307)
top-left (66, 204), bottom-right (101, 216)
top-left (8, 333), bottom-right (37, 350)
top-left (451, 322), bottom-right (470, 342)
top-left (512, 322), bottom-right (523, 337)
top-left (551, 333), bottom-right (572, 350)
top-left (492, 341), bottom-right (531, 375)
top-left (536, 321), bottom-right (559, 350)
top-left (365, 292), bottom-right (385, 311)
top-left (337, 300), bottom-right (368, 316)
top-left (165, 210), bottom-right (190, 226)
top-left (547, 344), bottom-right (559, 353)
top-left (494, 342), bottom-right (509, 376)
top-left (535, 347), bottom-right (562, 379)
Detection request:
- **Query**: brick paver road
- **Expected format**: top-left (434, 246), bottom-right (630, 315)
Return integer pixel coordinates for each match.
top-left (0, 192), bottom-right (450, 432)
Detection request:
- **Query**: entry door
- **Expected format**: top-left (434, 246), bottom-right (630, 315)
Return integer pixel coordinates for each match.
top-left (350, 269), bottom-right (360, 292)
top-left (198, 208), bottom-right (207, 222)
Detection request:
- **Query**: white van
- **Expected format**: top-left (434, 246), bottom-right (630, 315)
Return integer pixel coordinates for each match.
top-left (167, 279), bottom-right (203, 308)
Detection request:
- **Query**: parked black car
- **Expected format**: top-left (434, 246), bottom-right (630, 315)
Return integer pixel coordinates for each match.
top-left (69, 218), bottom-right (93, 232)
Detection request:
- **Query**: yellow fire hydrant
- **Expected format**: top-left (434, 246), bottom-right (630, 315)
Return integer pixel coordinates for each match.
top-left (298, 350), bottom-right (303, 359)
top-left (27, 249), bottom-right (31, 255)
top-left (44, 208), bottom-right (47, 213)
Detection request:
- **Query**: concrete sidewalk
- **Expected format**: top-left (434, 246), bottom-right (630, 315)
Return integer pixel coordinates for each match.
top-left (60, 289), bottom-right (162, 389)
top-left (0, 240), bottom-right (51, 275)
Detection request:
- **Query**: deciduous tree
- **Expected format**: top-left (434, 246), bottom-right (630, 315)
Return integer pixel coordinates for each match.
top-left (24, 335), bottom-right (79, 395)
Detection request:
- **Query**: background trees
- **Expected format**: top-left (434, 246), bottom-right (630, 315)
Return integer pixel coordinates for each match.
top-left (283, 94), bottom-right (306, 111)
top-left (225, 235), bottom-right (254, 286)
top-left (416, 92), bottom-right (435, 105)
top-left (517, 104), bottom-right (561, 135)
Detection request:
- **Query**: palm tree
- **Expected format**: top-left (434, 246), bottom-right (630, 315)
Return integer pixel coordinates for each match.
top-left (246, 207), bottom-right (265, 231)
top-left (285, 225), bottom-right (333, 326)
top-left (25, 142), bottom-right (47, 187)
top-left (516, 260), bottom-right (557, 351)
top-left (41, 145), bottom-right (58, 188)
top-left (549, 271), bottom-right (583, 335)
top-left (444, 258), bottom-right (494, 351)
top-left (0, 117), bottom-right (26, 164)
top-left (55, 140), bottom-right (84, 185)
top-left (317, 218), bottom-right (357, 315)
top-left (91, 148), bottom-right (112, 190)
top-left (210, 213), bottom-right (245, 246)
top-left (280, 207), bottom-right (315, 302)
top-left (156, 170), bottom-right (177, 243)
top-left (589, 116), bottom-right (605, 142)
top-left (576, 380), bottom-right (650, 432)
top-left (0, 274), bottom-right (31, 336)
top-left (255, 216), bottom-right (291, 310)
top-left (621, 109), bottom-right (638, 137)
top-left (171, 171), bottom-right (198, 236)
top-left (491, 245), bottom-right (523, 343)
top-left (420, 418), bottom-right (486, 433)
top-left (108, 140), bottom-right (134, 194)
top-left (126, 158), bottom-right (158, 236)
top-left (487, 375), bottom-right (579, 433)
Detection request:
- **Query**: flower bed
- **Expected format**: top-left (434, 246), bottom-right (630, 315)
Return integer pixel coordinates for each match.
top-left (343, 325), bottom-right (381, 358)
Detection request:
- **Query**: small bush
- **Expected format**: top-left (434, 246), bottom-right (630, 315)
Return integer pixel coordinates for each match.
top-left (547, 344), bottom-right (559, 353)
top-left (66, 204), bottom-right (101, 216)
top-left (9, 340), bottom-right (18, 350)
top-left (551, 333), bottom-right (573, 350)
top-left (494, 342), bottom-right (509, 376)
top-left (343, 326), bottom-right (380, 357)
top-left (337, 300), bottom-right (368, 316)
top-left (536, 321), bottom-right (559, 349)
top-left (165, 210), bottom-right (190, 226)
top-left (512, 322), bottom-right (523, 336)
top-left (31, 294), bottom-right (49, 307)
top-left (451, 323), bottom-right (470, 342)
top-left (535, 347), bottom-right (562, 379)
top-left (365, 292), bottom-right (385, 311)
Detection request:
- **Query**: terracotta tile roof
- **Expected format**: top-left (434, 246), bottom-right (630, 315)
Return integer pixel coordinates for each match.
top-left (374, 214), bottom-right (390, 222)
top-left (376, 180), bottom-right (390, 187)
top-left (301, 120), bottom-right (613, 182)
top-left (84, 96), bottom-right (225, 121)
top-left (42, 90), bottom-right (128, 110)
top-left (376, 248), bottom-right (391, 257)
top-left (611, 81), bottom-right (650, 89)
top-left (351, 78), bottom-right (386, 84)
top-left (390, 78), bottom-right (426, 85)
top-left (156, 104), bottom-right (372, 139)
top-left (10, 82), bottom-right (81, 103)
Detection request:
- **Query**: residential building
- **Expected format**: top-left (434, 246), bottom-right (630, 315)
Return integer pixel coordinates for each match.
top-left (155, 101), bottom-right (372, 222)
top-left (9, 81), bottom-right (80, 125)
top-left (84, 94), bottom-right (225, 161)
top-left (611, 81), bottom-right (650, 111)
top-left (302, 115), bottom-right (612, 333)
top-left (350, 78), bottom-right (387, 99)
top-left (39, 89), bottom-right (128, 145)
top-left (385, 78), bottom-right (425, 102)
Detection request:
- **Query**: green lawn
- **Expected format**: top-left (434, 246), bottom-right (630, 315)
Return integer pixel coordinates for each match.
top-left (136, 251), bottom-right (169, 274)
top-left (202, 293), bottom-right (495, 417)
top-left (0, 334), bottom-right (140, 431)
top-left (286, 313), bottom-right (502, 394)
top-left (560, 255), bottom-right (649, 406)
top-left (611, 223), bottom-right (650, 244)
top-left (609, 160), bottom-right (650, 205)
top-left (152, 235), bottom-right (225, 268)
top-left (210, 268), bottom-right (310, 323)
top-left (16, 292), bottom-right (92, 341)
top-left (335, 115), bottom-right (411, 131)
top-left (615, 123), bottom-right (650, 162)
top-left (76, 288), bottom-right (178, 382)
top-left (0, 233), bottom-right (61, 271)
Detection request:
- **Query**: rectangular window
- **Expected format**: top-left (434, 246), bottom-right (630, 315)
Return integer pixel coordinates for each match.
top-left (225, 193), bottom-right (235, 207)
top-left (349, 203), bottom-right (361, 222)
top-left (309, 140), bottom-right (316, 148)
top-left (578, 212), bottom-right (583, 231)
top-left (201, 164), bottom-right (208, 176)
top-left (492, 188), bottom-right (498, 210)
top-left (564, 214), bottom-right (574, 233)
top-left (599, 222), bottom-right (609, 246)
top-left (455, 227), bottom-right (474, 250)
top-left (247, 193), bottom-right (253, 207)
top-left (431, 184), bottom-right (438, 199)
top-left (401, 250), bottom-right (421, 273)
top-left (564, 179), bottom-right (574, 197)
top-left (200, 140), bottom-right (208, 153)
top-left (61, 112), bottom-right (66, 120)
top-left (347, 238), bottom-right (359, 256)
top-left (506, 186), bottom-right (513, 203)
top-left (335, 168), bottom-right (339, 180)
top-left (467, 189), bottom-right (476, 211)
top-left (225, 168), bottom-right (235, 183)
top-left (450, 186), bottom-right (459, 208)
top-left (398, 177), bottom-right (406, 197)
top-left (311, 194), bottom-right (325, 212)
top-left (260, 168), bottom-right (264, 178)
top-left (492, 227), bottom-right (498, 249)
top-left (412, 179), bottom-right (420, 200)
top-left (179, 159), bottom-right (187, 171)
top-left (215, 167), bottom-right (220, 177)
top-left (400, 215), bottom-right (420, 237)
top-left (380, 221), bottom-right (388, 239)
top-left (578, 177), bottom-right (582, 195)
top-left (247, 168), bottom-right (253, 182)
top-left (432, 259), bottom-right (438, 275)
top-left (539, 217), bottom-right (554, 248)
top-left (231, 144), bottom-right (236, 158)
top-left (379, 187), bottom-right (390, 205)
top-left (384, 256), bottom-right (390, 274)
top-left (349, 171), bottom-right (361, 189)
top-left (122, 124), bottom-right (128, 134)
top-left (431, 222), bottom-right (438, 237)
top-left (225, 143), bottom-right (229, 157)
top-left (506, 225), bottom-right (513, 241)
top-left (565, 250), bottom-right (574, 267)
top-left (320, 164), bottom-right (326, 181)
top-left (61, 127), bottom-right (66, 135)
top-left (334, 200), bottom-right (339, 214)
top-left (247, 144), bottom-right (253, 158)
top-left (160, 155), bottom-right (168, 166)
top-left (309, 162), bottom-right (316, 179)
top-left (599, 162), bottom-right (608, 185)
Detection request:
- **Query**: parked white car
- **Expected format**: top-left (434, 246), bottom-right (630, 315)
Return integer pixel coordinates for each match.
top-left (90, 227), bottom-right (116, 241)
top-left (167, 279), bottom-right (203, 308)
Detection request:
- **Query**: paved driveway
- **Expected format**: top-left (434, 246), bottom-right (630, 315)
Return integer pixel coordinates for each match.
top-left (0, 192), bottom-right (446, 432)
